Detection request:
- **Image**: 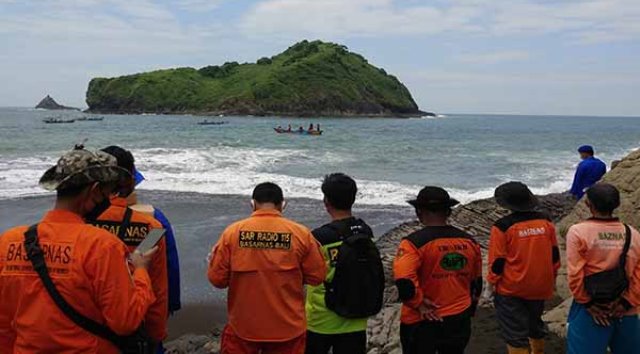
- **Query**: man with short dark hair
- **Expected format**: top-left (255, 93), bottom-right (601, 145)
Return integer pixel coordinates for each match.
top-left (208, 182), bottom-right (327, 354)
top-left (570, 145), bottom-right (607, 199)
top-left (305, 173), bottom-right (375, 354)
top-left (91, 145), bottom-right (169, 346)
top-left (0, 149), bottom-right (156, 352)
top-left (394, 186), bottom-right (482, 354)
top-left (566, 183), bottom-right (640, 354)
top-left (486, 182), bottom-right (560, 354)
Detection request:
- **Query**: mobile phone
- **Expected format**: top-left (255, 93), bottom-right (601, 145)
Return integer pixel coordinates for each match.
top-left (135, 228), bottom-right (165, 254)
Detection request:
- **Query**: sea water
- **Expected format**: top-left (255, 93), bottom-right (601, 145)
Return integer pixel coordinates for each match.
top-left (1, 107), bottom-right (638, 204)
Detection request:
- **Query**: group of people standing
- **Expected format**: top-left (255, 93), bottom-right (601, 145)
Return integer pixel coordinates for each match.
top-left (0, 144), bottom-right (638, 354)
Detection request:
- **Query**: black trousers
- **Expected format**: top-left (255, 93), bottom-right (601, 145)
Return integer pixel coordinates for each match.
top-left (305, 330), bottom-right (366, 354)
top-left (400, 309), bottom-right (472, 354)
top-left (494, 294), bottom-right (546, 348)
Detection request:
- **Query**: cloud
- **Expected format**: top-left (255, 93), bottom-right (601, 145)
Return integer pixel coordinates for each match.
top-left (455, 50), bottom-right (531, 64)
top-left (240, 0), bottom-right (640, 44)
top-left (175, 0), bottom-right (224, 12)
top-left (240, 0), bottom-right (482, 39)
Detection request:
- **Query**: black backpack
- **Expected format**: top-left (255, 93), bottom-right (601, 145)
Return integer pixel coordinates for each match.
top-left (324, 222), bottom-right (385, 318)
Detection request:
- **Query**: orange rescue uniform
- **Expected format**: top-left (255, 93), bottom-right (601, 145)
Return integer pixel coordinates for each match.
top-left (92, 196), bottom-right (168, 342)
top-left (0, 210), bottom-right (155, 353)
top-left (208, 209), bottom-right (327, 342)
top-left (566, 218), bottom-right (640, 314)
top-left (487, 212), bottom-right (560, 300)
top-left (393, 226), bottom-right (483, 324)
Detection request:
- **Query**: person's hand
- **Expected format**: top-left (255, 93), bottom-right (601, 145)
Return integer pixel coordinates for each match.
top-left (130, 246), bottom-right (159, 269)
top-left (586, 303), bottom-right (613, 327)
top-left (609, 298), bottom-right (630, 318)
top-left (418, 298), bottom-right (443, 322)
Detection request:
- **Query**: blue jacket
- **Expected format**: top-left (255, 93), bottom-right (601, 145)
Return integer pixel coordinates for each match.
top-left (153, 208), bottom-right (181, 314)
top-left (570, 157), bottom-right (607, 199)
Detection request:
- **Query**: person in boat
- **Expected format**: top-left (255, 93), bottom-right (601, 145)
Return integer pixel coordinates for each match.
top-left (299, 126), bottom-right (305, 133)
top-left (277, 126), bottom-right (283, 132)
top-left (288, 125), bottom-right (292, 132)
top-left (309, 124), bottom-right (315, 132)
top-left (317, 124), bottom-right (321, 132)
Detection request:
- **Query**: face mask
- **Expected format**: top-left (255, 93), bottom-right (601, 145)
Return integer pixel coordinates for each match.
top-left (83, 194), bottom-right (112, 221)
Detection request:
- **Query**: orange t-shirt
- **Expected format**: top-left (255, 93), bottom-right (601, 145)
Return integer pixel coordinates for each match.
top-left (207, 209), bottom-right (327, 342)
top-left (487, 211), bottom-right (560, 300)
top-left (393, 225), bottom-right (483, 325)
top-left (0, 210), bottom-right (155, 354)
top-left (91, 197), bottom-right (168, 341)
top-left (566, 218), bottom-right (640, 315)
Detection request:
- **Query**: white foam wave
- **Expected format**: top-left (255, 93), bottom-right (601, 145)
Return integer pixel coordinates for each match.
top-left (133, 146), bottom-right (416, 206)
top-left (0, 145), bottom-right (594, 206)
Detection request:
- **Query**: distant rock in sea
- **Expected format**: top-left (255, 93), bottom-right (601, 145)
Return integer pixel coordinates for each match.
top-left (86, 40), bottom-right (432, 117)
top-left (35, 95), bottom-right (79, 110)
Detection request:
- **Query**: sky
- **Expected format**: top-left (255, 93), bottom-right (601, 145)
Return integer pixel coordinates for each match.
top-left (1, 0), bottom-right (639, 116)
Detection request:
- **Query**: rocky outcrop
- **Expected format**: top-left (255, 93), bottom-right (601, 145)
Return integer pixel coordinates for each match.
top-left (35, 95), bottom-right (78, 110)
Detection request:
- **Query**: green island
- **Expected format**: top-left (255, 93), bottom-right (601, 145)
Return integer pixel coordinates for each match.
top-left (86, 40), bottom-right (430, 117)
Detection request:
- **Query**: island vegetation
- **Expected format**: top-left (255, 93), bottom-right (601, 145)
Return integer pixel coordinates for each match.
top-left (86, 40), bottom-right (430, 117)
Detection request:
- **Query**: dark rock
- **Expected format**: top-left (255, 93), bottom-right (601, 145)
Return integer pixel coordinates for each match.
top-left (35, 95), bottom-right (79, 110)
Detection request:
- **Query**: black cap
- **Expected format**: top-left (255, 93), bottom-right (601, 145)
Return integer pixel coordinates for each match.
top-left (495, 181), bottom-right (538, 212)
top-left (586, 183), bottom-right (620, 214)
top-left (408, 186), bottom-right (460, 210)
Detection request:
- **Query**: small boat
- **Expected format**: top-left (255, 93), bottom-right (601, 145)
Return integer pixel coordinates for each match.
top-left (85, 117), bottom-right (104, 121)
top-left (43, 118), bottom-right (75, 124)
top-left (198, 120), bottom-right (228, 126)
top-left (274, 128), bottom-right (323, 136)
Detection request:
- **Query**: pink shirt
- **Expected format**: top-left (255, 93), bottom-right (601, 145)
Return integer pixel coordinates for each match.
top-left (566, 218), bottom-right (640, 314)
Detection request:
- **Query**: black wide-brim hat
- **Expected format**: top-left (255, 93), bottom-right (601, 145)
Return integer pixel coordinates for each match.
top-left (495, 181), bottom-right (539, 212)
top-left (408, 186), bottom-right (460, 209)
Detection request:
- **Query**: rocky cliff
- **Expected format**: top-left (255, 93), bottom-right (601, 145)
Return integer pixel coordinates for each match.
top-left (86, 40), bottom-right (429, 117)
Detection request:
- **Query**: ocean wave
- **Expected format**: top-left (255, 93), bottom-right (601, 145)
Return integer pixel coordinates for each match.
top-left (0, 146), bottom-right (582, 206)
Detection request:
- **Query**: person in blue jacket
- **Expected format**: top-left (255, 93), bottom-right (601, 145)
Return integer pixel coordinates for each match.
top-left (570, 145), bottom-right (607, 199)
top-left (130, 169), bottom-right (182, 354)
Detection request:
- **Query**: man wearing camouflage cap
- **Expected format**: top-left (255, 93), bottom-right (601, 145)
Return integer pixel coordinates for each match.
top-left (0, 148), bottom-right (158, 353)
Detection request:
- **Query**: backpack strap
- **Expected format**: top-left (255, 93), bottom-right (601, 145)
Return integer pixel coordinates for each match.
top-left (23, 224), bottom-right (122, 347)
top-left (620, 224), bottom-right (632, 269)
top-left (117, 207), bottom-right (133, 240)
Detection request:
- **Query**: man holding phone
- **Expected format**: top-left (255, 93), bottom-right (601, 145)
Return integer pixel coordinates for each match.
top-left (0, 148), bottom-right (157, 353)
top-left (89, 146), bottom-right (169, 348)
top-left (208, 182), bottom-right (327, 354)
